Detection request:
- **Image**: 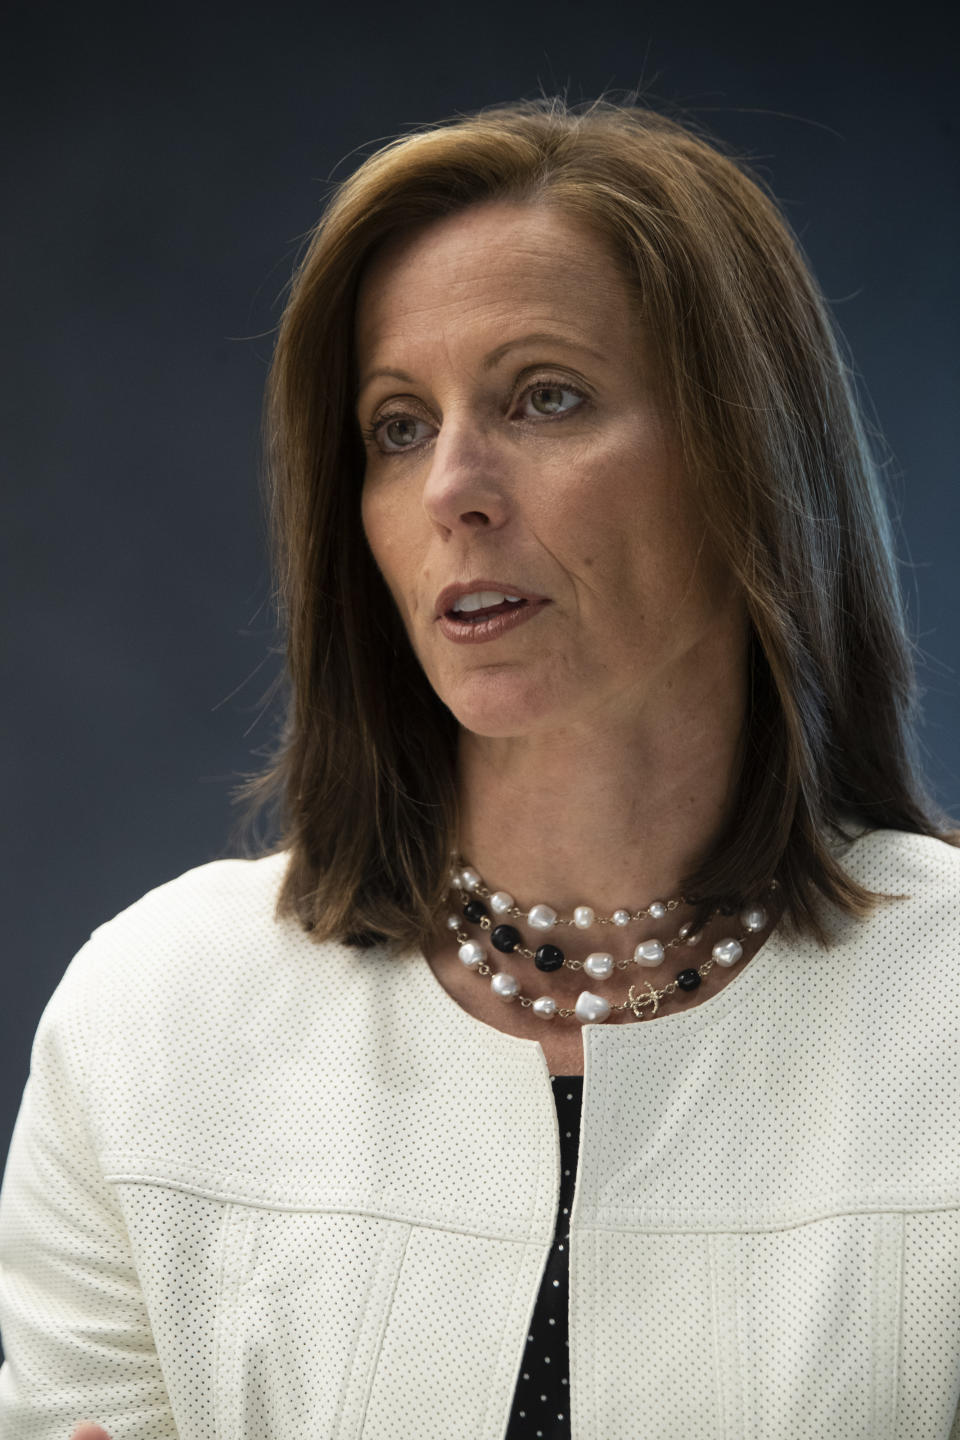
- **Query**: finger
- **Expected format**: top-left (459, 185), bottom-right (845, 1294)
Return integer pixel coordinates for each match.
top-left (70, 1426), bottom-right (112, 1440)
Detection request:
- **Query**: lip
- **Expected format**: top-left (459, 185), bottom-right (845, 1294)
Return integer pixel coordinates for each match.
top-left (437, 597), bottom-right (550, 645)
top-left (434, 578), bottom-right (550, 619)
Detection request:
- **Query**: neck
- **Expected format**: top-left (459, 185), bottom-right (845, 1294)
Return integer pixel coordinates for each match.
top-left (453, 680), bottom-right (745, 921)
top-left (422, 618), bottom-right (755, 1008)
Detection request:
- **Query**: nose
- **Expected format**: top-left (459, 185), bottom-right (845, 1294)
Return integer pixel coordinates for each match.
top-left (421, 416), bottom-right (511, 535)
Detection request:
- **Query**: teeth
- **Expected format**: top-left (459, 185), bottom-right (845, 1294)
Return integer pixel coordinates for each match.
top-left (452, 590), bottom-right (525, 613)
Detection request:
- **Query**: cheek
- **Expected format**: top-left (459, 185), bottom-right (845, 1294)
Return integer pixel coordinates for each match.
top-left (361, 486), bottom-right (419, 625)
top-left (361, 484), bottom-right (398, 575)
top-left (538, 438), bottom-right (670, 566)
top-left (548, 430), bottom-right (711, 613)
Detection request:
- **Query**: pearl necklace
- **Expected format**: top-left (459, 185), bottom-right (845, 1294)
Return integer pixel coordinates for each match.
top-left (443, 858), bottom-right (775, 1024)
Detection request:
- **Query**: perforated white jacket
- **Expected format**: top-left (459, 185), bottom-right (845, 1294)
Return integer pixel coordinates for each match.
top-left (1, 828), bottom-right (959, 1439)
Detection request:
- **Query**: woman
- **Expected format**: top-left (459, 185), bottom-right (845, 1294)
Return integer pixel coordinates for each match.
top-left (3, 96), bottom-right (958, 1439)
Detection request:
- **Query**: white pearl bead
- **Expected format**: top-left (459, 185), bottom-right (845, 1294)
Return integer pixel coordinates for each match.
top-left (490, 890), bottom-right (515, 914)
top-left (584, 951), bottom-right (614, 980)
top-left (634, 939), bottom-right (664, 966)
top-left (648, 900), bottom-right (667, 919)
top-left (457, 941), bottom-right (485, 968)
top-left (685, 931), bottom-right (702, 947)
top-left (445, 913), bottom-right (461, 930)
top-left (575, 991), bottom-right (611, 1024)
top-left (532, 996), bottom-right (557, 1019)
top-left (612, 909), bottom-right (631, 927)
top-left (573, 906), bottom-right (595, 928)
top-left (491, 972), bottom-right (519, 1000)
top-left (712, 937), bottom-right (743, 967)
top-left (528, 903), bottom-right (558, 930)
top-left (458, 867), bottom-right (481, 891)
top-left (740, 904), bottom-right (767, 933)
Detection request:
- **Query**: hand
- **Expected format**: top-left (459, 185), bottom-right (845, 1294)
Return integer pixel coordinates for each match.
top-left (70, 1427), bottom-right (112, 1440)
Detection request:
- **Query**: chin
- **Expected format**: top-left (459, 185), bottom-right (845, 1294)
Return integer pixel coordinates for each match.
top-left (439, 665), bottom-right (560, 738)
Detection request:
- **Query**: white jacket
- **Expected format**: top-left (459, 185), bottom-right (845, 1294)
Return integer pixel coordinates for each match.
top-left (1, 827), bottom-right (959, 1439)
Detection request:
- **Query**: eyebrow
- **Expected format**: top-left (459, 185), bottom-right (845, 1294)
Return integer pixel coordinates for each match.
top-left (354, 331), bottom-right (607, 403)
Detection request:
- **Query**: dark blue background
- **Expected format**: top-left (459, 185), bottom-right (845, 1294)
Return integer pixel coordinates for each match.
top-left (2, 0), bottom-right (957, 1262)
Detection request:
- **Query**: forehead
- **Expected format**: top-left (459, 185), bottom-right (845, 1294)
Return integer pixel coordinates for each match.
top-left (353, 201), bottom-right (633, 358)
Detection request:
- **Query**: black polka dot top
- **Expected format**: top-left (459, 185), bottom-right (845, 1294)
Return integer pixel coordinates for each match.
top-left (504, 1073), bottom-right (583, 1440)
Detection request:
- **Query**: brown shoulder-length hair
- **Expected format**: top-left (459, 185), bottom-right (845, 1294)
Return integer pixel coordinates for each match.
top-left (230, 93), bottom-right (958, 950)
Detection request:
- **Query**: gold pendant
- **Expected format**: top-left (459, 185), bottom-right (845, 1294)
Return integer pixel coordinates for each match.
top-left (627, 981), bottom-right (659, 1018)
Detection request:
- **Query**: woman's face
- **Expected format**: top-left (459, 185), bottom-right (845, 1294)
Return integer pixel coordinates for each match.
top-left (354, 200), bottom-right (743, 739)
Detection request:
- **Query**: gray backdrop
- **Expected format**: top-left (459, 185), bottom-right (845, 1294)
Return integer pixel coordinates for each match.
top-left (2, 0), bottom-right (957, 1286)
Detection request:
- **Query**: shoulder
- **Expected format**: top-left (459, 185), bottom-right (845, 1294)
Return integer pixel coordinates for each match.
top-left (826, 826), bottom-right (960, 953)
top-left (26, 852), bottom-right (378, 1189)
top-left (79, 849), bottom-right (297, 976)
top-left (97, 847), bottom-right (294, 933)
top-left (40, 849), bottom-right (344, 1048)
top-left (839, 825), bottom-right (960, 895)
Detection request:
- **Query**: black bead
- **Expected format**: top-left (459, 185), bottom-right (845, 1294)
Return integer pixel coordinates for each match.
top-left (490, 923), bottom-right (522, 953)
top-left (718, 902), bottom-right (737, 917)
top-left (534, 944), bottom-right (565, 972)
top-left (462, 898), bottom-right (488, 923)
top-left (676, 968), bottom-right (702, 991)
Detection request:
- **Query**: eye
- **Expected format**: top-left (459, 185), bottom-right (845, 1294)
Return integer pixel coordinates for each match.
top-left (361, 374), bottom-right (588, 455)
top-left (520, 380), bottom-right (586, 419)
top-left (369, 415), bottom-right (432, 453)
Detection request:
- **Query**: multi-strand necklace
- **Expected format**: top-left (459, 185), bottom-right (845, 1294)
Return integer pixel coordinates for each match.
top-left (442, 856), bottom-right (777, 1023)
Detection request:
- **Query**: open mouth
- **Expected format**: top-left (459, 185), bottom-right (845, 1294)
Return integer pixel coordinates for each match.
top-left (447, 598), bottom-right (529, 622)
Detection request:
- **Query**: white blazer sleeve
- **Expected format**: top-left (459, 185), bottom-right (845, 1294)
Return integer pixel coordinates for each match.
top-left (0, 937), bottom-right (177, 1439)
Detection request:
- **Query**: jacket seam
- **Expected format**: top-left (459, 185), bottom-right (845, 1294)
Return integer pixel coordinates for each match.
top-left (211, 1203), bottom-right (234, 1440)
top-left (481, 1239), bottom-right (547, 1439)
top-left (578, 1199), bottom-right (960, 1233)
top-left (889, 1211), bottom-right (905, 1439)
top-left (707, 1233), bottom-right (728, 1439)
top-left (104, 1170), bottom-right (553, 1242)
top-left (353, 1222), bottom-right (413, 1438)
